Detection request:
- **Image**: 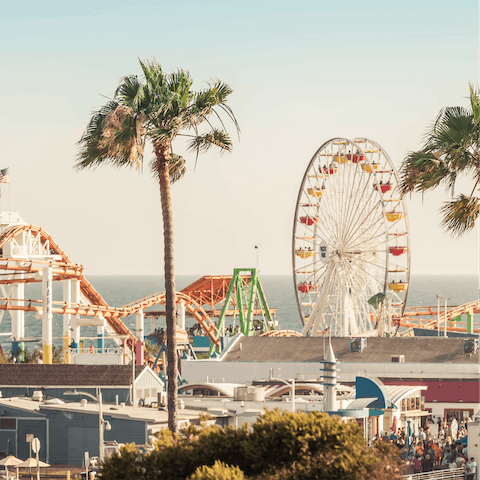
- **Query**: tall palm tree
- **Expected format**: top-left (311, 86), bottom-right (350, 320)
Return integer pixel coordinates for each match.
top-left (75, 58), bottom-right (239, 433)
top-left (400, 85), bottom-right (480, 236)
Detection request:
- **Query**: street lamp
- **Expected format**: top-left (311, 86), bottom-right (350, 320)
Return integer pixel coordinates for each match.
top-left (254, 245), bottom-right (261, 271)
top-left (436, 295), bottom-right (450, 337)
top-left (273, 378), bottom-right (296, 413)
top-left (64, 390), bottom-right (111, 463)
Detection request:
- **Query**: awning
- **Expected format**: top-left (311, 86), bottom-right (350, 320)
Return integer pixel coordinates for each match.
top-left (347, 398), bottom-right (378, 410)
top-left (401, 410), bottom-right (431, 417)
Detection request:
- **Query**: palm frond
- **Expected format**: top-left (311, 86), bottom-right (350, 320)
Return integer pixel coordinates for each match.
top-left (399, 151), bottom-right (448, 194)
top-left (440, 194), bottom-right (479, 237)
top-left (115, 75), bottom-right (145, 110)
top-left (187, 129), bottom-right (232, 155)
top-left (149, 154), bottom-right (186, 185)
top-left (469, 83), bottom-right (479, 122)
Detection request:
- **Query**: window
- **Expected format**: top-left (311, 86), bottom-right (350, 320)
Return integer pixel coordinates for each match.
top-left (444, 409), bottom-right (473, 423)
top-left (1, 418), bottom-right (15, 429)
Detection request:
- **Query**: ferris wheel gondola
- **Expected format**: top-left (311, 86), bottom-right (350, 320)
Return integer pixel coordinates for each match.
top-left (292, 138), bottom-right (410, 337)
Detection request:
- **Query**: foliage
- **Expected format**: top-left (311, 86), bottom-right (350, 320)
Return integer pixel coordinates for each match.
top-left (188, 461), bottom-right (245, 480)
top-left (144, 339), bottom-right (160, 357)
top-left (75, 58), bottom-right (239, 177)
top-left (99, 409), bottom-right (401, 480)
top-left (399, 84), bottom-right (480, 236)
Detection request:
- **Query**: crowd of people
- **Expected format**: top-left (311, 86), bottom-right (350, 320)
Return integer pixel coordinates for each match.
top-left (374, 417), bottom-right (477, 478)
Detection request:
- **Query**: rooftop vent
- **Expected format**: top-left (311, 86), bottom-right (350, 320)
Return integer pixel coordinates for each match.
top-left (350, 337), bottom-right (367, 352)
top-left (234, 386), bottom-right (266, 402)
top-left (464, 338), bottom-right (478, 354)
top-left (390, 355), bottom-right (405, 363)
top-left (32, 391), bottom-right (43, 402)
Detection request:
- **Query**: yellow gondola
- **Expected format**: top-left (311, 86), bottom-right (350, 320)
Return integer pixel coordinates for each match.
top-left (296, 249), bottom-right (314, 259)
top-left (307, 187), bottom-right (325, 197)
top-left (386, 212), bottom-right (403, 222)
top-left (362, 163), bottom-right (380, 173)
top-left (333, 154), bottom-right (349, 164)
top-left (388, 282), bottom-right (408, 292)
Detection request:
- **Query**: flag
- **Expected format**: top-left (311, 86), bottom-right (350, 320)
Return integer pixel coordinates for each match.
top-left (367, 292), bottom-right (385, 309)
top-left (0, 168), bottom-right (9, 183)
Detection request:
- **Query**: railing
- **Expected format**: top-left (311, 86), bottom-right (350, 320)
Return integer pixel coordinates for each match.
top-left (66, 347), bottom-right (125, 355)
top-left (404, 467), bottom-right (467, 480)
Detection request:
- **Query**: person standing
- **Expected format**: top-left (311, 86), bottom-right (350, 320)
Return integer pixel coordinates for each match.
top-left (413, 455), bottom-right (422, 474)
top-left (466, 457), bottom-right (477, 480)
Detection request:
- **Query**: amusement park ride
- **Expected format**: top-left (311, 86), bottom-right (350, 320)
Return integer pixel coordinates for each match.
top-left (0, 137), bottom-right (477, 366)
top-left (0, 215), bottom-right (279, 364)
top-left (293, 137), bottom-right (479, 338)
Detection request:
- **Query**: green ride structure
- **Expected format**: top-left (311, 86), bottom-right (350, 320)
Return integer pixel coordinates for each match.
top-left (208, 268), bottom-right (276, 356)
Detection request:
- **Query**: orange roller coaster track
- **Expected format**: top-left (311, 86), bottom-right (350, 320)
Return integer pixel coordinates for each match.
top-left (0, 224), bottom-right (221, 352)
top-left (399, 300), bottom-right (480, 336)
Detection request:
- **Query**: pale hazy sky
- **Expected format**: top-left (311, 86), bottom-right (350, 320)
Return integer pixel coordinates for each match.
top-left (1, 0), bottom-right (478, 276)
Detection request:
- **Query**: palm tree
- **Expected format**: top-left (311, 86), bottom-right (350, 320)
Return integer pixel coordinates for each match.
top-left (75, 58), bottom-right (239, 433)
top-left (399, 85), bottom-right (480, 236)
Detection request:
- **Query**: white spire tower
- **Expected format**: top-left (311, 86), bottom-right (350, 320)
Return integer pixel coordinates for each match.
top-left (322, 337), bottom-right (338, 412)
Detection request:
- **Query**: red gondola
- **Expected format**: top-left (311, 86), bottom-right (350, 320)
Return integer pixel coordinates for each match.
top-left (373, 183), bottom-right (392, 194)
top-left (347, 154), bottom-right (365, 163)
top-left (298, 282), bottom-right (315, 293)
top-left (319, 166), bottom-right (337, 175)
top-left (389, 246), bottom-right (407, 256)
top-left (300, 216), bottom-right (319, 226)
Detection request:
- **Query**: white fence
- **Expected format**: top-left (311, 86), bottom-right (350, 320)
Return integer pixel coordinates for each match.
top-left (404, 467), bottom-right (467, 480)
top-left (67, 348), bottom-right (125, 365)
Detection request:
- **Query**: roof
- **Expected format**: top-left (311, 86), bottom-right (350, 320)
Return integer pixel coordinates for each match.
top-left (178, 383), bottom-right (240, 398)
top-left (0, 364), bottom-right (150, 387)
top-left (222, 336), bottom-right (479, 364)
top-left (0, 397), bottom-right (205, 424)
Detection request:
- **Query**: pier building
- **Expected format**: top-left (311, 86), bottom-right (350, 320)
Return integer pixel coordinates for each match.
top-left (181, 335), bottom-right (479, 427)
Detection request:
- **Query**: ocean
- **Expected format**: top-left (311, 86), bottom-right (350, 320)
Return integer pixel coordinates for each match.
top-left (0, 274), bottom-right (477, 351)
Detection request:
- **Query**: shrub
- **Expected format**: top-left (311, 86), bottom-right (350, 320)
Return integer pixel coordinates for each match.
top-left (188, 460), bottom-right (245, 480)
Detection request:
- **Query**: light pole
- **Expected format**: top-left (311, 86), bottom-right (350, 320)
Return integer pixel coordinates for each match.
top-left (64, 390), bottom-right (111, 463)
top-left (254, 245), bottom-right (261, 271)
top-left (437, 295), bottom-right (450, 337)
top-left (273, 378), bottom-right (296, 413)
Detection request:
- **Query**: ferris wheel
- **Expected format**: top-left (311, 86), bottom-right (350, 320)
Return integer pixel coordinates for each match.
top-left (293, 138), bottom-right (410, 337)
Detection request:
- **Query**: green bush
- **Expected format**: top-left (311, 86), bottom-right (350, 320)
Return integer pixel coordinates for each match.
top-left (99, 409), bottom-right (401, 480)
top-left (246, 409), bottom-right (371, 478)
top-left (188, 461), bottom-right (245, 480)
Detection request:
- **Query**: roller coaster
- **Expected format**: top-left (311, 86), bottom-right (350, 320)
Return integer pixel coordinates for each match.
top-left (0, 216), bottom-right (278, 364)
top-left (0, 221), bottom-right (222, 363)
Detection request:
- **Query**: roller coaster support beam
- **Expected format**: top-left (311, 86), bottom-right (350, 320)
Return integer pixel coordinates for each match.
top-left (136, 310), bottom-right (144, 365)
top-left (63, 279), bottom-right (71, 364)
top-left (42, 266), bottom-right (53, 364)
top-left (97, 325), bottom-right (104, 353)
top-left (71, 279), bottom-right (80, 352)
top-left (177, 302), bottom-right (186, 330)
top-left (11, 275), bottom-right (25, 359)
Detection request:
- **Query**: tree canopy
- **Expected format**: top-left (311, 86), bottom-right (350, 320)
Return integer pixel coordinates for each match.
top-left (399, 85), bottom-right (479, 236)
top-left (100, 409), bottom-right (401, 480)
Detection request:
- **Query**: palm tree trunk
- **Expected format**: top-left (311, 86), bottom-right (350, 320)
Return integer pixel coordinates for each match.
top-left (155, 145), bottom-right (178, 435)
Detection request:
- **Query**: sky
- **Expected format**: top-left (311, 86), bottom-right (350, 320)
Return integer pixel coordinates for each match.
top-left (0, 0), bottom-right (478, 276)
